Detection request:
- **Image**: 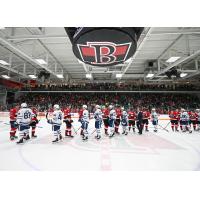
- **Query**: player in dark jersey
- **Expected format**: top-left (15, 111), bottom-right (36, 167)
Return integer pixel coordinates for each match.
top-left (29, 107), bottom-right (39, 138)
top-left (102, 105), bottom-right (109, 135)
top-left (63, 106), bottom-right (73, 136)
top-left (115, 106), bottom-right (122, 134)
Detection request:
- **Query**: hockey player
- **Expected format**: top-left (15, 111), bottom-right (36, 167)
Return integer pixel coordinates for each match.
top-left (128, 108), bottom-right (136, 132)
top-left (63, 117), bottom-right (73, 137)
top-left (195, 109), bottom-right (200, 131)
top-left (29, 107), bottom-right (39, 138)
top-left (142, 108), bottom-right (150, 132)
top-left (179, 108), bottom-right (184, 131)
top-left (63, 106), bottom-right (73, 137)
top-left (9, 104), bottom-right (19, 140)
top-left (136, 107), bottom-right (143, 134)
top-left (108, 105), bottom-right (116, 138)
top-left (47, 104), bottom-right (63, 143)
top-left (78, 107), bottom-right (84, 136)
top-left (81, 105), bottom-right (89, 141)
top-left (180, 108), bottom-right (192, 133)
top-left (63, 106), bottom-right (71, 119)
top-left (102, 105), bottom-right (109, 135)
top-left (151, 108), bottom-right (158, 132)
top-left (174, 109), bottom-right (180, 132)
top-left (115, 105), bottom-right (122, 134)
top-left (16, 103), bottom-right (34, 144)
top-left (121, 107), bottom-right (129, 135)
top-left (169, 109), bottom-right (176, 131)
top-left (94, 105), bottom-right (103, 140)
top-left (189, 110), bottom-right (197, 131)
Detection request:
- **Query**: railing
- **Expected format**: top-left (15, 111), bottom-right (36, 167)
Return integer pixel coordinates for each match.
top-left (18, 90), bottom-right (200, 94)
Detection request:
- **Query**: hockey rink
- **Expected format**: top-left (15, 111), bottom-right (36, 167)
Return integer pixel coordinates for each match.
top-left (1, 114), bottom-right (200, 171)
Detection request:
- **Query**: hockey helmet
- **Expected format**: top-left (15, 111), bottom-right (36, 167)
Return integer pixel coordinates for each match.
top-left (109, 105), bottom-right (113, 110)
top-left (21, 103), bottom-right (27, 108)
top-left (54, 104), bottom-right (60, 110)
top-left (95, 105), bottom-right (100, 109)
top-left (83, 105), bottom-right (87, 109)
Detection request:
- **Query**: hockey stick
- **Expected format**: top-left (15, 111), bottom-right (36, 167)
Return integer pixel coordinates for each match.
top-left (164, 121), bottom-right (171, 129)
top-left (3, 122), bottom-right (43, 128)
top-left (74, 126), bottom-right (82, 134)
top-left (91, 129), bottom-right (96, 135)
top-left (46, 112), bottom-right (49, 120)
top-left (72, 125), bottom-right (79, 134)
top-left (158, 124), bottom-right (169, 132)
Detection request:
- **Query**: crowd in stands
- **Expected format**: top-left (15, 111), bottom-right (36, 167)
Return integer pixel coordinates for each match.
top-left (21, 83), bottom-right (199, 91)
top-left (2, 93), bottom-right (199, 113)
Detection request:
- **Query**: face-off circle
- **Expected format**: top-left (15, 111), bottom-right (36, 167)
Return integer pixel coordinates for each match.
top-left (65, 27), bottom-right (144, 66)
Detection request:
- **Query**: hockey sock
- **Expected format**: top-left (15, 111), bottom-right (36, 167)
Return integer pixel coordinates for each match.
top-left (129, 126), bottom-right (131, 131)
top-left (175, 125), bottom-right (178, 131)
top-left (69, 130), bottom-right (72, 136)
top-left (145, 125), bottom-right (148, 130)
top-left (171, 125), bottom-right (174, 131)
top-left (10, 127), bottom-right (16, 137)
top-left (65, 130), bottom-right (68, 135)
top-left (193, 125), bottom-right (196, 130)
top-left (32, 128), bottom-right (36, 136)
top-left (115, 127), bottom-right (118, 133)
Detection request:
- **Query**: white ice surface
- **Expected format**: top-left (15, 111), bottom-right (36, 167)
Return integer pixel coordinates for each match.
top-left (0, 115), bottom-right (200, 171)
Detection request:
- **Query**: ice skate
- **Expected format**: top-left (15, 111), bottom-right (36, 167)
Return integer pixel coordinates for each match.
top-left (16, 138), bottom-right (24, 144)
top-left (52, 137), bottom-right (59, 143)
top-left (95, 135), bottom-right (101, 140)
top-left (24, 134), bottom-right (30, 141)
top-left (82, 135), bottom-right (88, 141)
top-left (10, 135), bottom-right (18, 140)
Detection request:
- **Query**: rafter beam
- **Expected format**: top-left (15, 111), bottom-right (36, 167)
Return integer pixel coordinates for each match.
top-left (149, 49), bottom-right (200, 80)
top-left (0, 37), bottom-right (58, 78)
top-left (0, 64), bottom-right (30, 79)
top-left (122, 27), bottom-right (154, 76)
top-left (4, 31), bottom-right (200, 41)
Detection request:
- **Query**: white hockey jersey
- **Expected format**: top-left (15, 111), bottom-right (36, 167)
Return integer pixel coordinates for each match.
top-left (121, 110), bottom-right (128, 125)
top-left (109, 109), bottom-right (116, 120)
top-left (17, 108), bottom-right (34, 125)
top-left (52, 110), bottom-right (63, 125)
top-left (82, 109), bottom-right (89, 122)
top-left (151, 112), bottom-right (158, 121)
top-left (180, 111), bottom-right (189, 121)
top-left (94, 108), bottom-right (103, 121)
top-left (121, 111), bottom-right (128, 120)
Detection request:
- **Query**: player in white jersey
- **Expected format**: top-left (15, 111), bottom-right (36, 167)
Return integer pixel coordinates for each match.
top-left (47, 104), bottom-right (63, 143)
top-left (108, 105), bottom-right (116, 138)
top-left (82, 105), bottom-right (89, 141)
top-left (94, 105), bottom-right (103, 140)
top-left (120, 107), bottom-right (129, 135)
top-left (180, 108), bottom-right (192, 133)
top-left (196, 109), bottom-right (200, 131)
top-left (151, 108), bottom-right (158, 132)
top-left (16, 103), bottom-right (34, 144)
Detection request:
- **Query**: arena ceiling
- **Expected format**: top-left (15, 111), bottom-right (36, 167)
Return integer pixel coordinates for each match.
top-left (0, 27), bottom-right (200, 84)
